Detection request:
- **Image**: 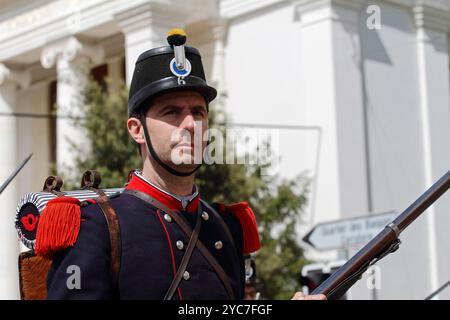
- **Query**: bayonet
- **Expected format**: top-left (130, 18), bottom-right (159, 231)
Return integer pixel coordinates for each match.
top-left (0, 153), bottom-right (33, 195)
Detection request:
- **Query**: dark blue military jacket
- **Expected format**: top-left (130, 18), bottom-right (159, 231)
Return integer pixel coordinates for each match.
top-left (46, 173), bottom-right (245, 299)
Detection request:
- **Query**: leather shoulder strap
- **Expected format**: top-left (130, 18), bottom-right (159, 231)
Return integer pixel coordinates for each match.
top-left (88, 188), bottom-right (122, 292)
top-left (123, 189), bottom-right (235, 300)
top-left (163, 205), bottom-right (201, 300)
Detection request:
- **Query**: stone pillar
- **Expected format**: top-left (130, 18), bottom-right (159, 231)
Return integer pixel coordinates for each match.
top-left (107, 55), bottom-right (125, 93)
top-left (414, 4), bottom-right (450, 299)
top-left (0, 63), bottom-right (30, 299)
top-left (115, 3), bottom-right (187, 86)
top-left (294, 0), bottom-right (369, 224)
top-left (187, 18), bottom-right (228, 118)
top-left (41, 37), bottom-right (103, 177)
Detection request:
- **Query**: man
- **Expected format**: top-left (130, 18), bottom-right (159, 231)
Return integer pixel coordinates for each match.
top-left (44, 29), bottom-right (325, 300)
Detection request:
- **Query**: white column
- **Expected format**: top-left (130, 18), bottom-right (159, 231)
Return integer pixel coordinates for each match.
top-left (187, 18), bottom-right (228, 115)
top-left (0, 64), bottom-right (29, 299)
top-left (207, 19), bottom-right (228, 121)
top-left (115, 3), bottom-right (187, 86)
top-left (200, 19), bottom-right (228, 95)
top-left (414, 5), bottom-right (450, 299)
top-left (41, 37), bottom-right (103, 177)
top-left (294, 0), bottom-right (368, 225)
top-left (107, 55), bottom-right (124, 93)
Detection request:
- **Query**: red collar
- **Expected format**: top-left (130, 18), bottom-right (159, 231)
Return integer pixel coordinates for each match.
top-left (125, 173), bottom-right (200, 213)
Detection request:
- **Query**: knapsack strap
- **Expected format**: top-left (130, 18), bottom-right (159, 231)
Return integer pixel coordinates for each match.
top-left (91, 188), bottom-right (122, 292)
top-left (80, 171), bottom-right (122, 291)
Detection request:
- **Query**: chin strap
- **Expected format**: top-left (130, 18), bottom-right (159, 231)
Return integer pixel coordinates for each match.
top-left (140, 113), bottom-right (202, 177)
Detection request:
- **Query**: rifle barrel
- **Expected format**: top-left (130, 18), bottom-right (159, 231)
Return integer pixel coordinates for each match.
top-left (394, 171), bottom-right (450, 232)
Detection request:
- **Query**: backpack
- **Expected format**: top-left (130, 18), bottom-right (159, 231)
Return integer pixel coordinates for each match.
top-left (16, 170), bottom-right (123, 300)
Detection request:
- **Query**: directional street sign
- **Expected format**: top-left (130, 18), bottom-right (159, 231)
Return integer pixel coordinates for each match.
top-left (302, 211), bottom-right (398, 251)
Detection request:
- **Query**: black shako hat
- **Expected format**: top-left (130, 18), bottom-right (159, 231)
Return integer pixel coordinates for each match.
top-left (128, 29), bottom-right (217, 117)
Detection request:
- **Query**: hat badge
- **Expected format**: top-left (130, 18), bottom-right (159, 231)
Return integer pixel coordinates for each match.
top-left (167, 28), bottom-right (191, 83)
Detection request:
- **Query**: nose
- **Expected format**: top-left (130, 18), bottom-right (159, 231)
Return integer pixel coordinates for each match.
top-left (180, 113), bottom-right (196, 132)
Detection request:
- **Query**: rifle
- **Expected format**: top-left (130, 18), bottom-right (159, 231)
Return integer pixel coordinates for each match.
top-left (0, 153), bottom-right (33, 195)
top-left (311, 170), bottom-right (450, 300)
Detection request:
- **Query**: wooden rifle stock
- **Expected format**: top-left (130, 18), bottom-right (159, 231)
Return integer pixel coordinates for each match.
top-left (311, 170), bottom-right (450, 300)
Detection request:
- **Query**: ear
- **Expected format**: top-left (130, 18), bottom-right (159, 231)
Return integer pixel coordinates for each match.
top-left (127, 117), bottom-right (145, 144)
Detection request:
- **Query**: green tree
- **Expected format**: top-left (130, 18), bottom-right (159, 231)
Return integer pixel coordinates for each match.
top-left (67, 79), bottom-right (141, 188)
top-left (69, 79), bottom-right (311, 299)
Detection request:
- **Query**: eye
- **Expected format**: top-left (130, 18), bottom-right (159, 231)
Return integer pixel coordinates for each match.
top-left (193, 109), bottom-right (206, 118)
top-left (164, 108), bottom-right (179, 116)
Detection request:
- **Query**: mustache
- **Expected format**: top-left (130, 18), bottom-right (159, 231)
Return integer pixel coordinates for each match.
top-left (170, 126), bottom-right (207, 148)
top-left (170, 138), bottom-right (201, 148)
top-left (175, 142), bottom-right (195, 147)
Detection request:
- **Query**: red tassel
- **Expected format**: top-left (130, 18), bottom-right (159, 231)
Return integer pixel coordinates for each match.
top-left (35, 196), bottom-right (81, 259)
top-left (225, 202), bottom-right (261, 254)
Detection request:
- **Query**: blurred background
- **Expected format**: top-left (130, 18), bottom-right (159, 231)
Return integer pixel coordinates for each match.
top-left (0, 0), bottom-right (449, 300)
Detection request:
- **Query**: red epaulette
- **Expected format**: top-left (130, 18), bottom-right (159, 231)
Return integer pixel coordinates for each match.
top-left (35, 196), bottom-right (82, 259)
top-left (217, 202), bottom-right (261, 254)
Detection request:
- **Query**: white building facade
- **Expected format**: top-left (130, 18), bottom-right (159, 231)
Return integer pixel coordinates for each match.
top-left (0, 0), bottom-right (449, 299)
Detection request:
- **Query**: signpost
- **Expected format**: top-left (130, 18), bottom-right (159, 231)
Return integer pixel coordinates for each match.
top-left (302, 211), bottom-right (398, 251)
top-left (302, 211), bottom-right (398, 300)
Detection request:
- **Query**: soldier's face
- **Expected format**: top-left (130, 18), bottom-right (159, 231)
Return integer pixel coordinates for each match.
top-left (144, 90), bottom-right (209, 172)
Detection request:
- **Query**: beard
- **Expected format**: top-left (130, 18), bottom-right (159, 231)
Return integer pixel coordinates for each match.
top-left (146, 125), bottom-right (207, 175)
